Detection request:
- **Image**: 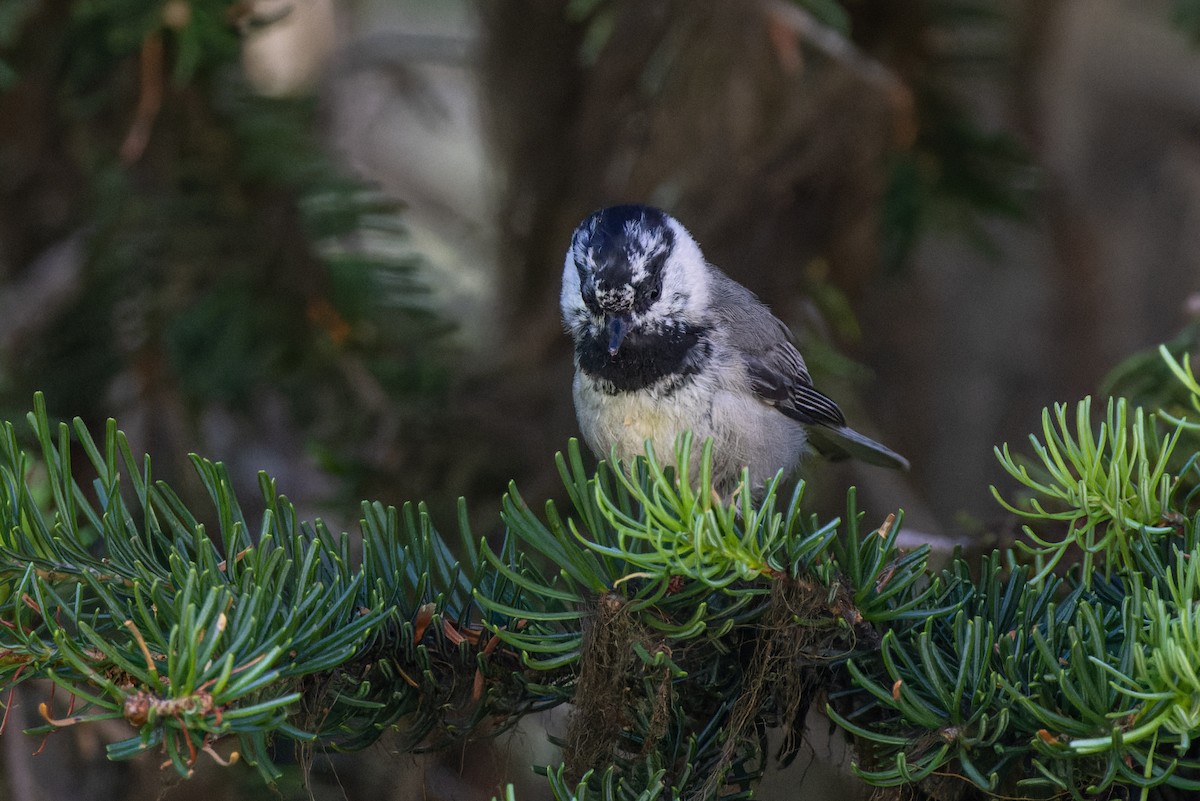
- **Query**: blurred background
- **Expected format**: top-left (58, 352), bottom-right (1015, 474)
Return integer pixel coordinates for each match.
top-left (1, 0), bottom-right (1200, 798)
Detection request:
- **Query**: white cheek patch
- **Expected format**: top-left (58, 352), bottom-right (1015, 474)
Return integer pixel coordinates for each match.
top-left (660, 218), bottom-right (710, 319)
top-left (561, 247), bottom-right (591, 333)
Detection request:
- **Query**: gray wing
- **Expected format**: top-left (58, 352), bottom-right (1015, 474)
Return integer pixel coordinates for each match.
top-left (707, 267), bottom-right (909, 470)
top-left (706, 269), bottom-right (846, 428)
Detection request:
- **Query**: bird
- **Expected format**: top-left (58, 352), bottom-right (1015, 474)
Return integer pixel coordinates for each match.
top-left (560, 204), bottom-right (908, 495)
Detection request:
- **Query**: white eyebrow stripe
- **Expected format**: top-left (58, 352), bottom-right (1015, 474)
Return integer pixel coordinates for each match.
top-left (629, 259), bottom-right (648, 283)
top-left (624, 223), bottom-right (671, 284)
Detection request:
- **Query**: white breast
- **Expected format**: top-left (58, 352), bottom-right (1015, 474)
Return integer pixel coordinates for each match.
top-left (573, 365), bottom-right (809, 493)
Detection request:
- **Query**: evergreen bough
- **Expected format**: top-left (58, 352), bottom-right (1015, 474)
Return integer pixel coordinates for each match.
top-left (1, 344), bottom-right (1200, 800)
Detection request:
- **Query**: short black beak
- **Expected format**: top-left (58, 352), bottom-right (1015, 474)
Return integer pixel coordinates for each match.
top-left (606, 315), bottom-right (631, 356)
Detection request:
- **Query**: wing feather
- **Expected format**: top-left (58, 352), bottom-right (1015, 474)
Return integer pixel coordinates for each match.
top-left (706, 268), bottom-right (845, 427)
top-left (706, 266), bottom-right (908, 470)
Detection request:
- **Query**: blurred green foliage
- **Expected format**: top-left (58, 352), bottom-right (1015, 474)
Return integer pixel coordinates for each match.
top-left (875, 1), bottom-right (1035, 270)
top-left (0, 0), bottom-right (449, 507)
top-left (1175, 0), bottom-right (1200, 44)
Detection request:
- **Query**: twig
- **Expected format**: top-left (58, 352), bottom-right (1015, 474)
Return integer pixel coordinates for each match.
top-left (120, 33), bottom-right (165, 165)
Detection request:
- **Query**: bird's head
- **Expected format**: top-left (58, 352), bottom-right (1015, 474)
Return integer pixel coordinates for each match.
top-left (561, 204), bottom-right (710, 355)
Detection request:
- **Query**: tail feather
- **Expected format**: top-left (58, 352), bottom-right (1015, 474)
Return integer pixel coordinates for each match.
top-left (807, 425), bottom-right (910, 471)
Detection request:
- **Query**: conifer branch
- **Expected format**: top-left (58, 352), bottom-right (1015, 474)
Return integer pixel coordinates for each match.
top-left (2, 341), bottom-right (1200, 799)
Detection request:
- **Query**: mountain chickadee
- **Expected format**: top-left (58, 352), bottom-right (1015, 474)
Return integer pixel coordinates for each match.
top-left (561, 204), bottom-right (908, 494)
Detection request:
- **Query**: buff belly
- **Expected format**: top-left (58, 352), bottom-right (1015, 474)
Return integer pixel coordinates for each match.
top-left (573, 372), bottom-right (809, 492)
